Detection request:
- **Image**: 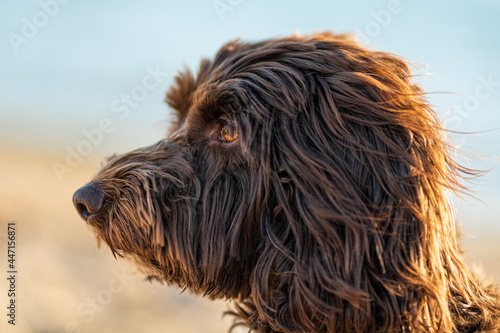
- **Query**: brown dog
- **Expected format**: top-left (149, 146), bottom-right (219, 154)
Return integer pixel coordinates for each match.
top-left (73, 33), bottom-right (500, 332)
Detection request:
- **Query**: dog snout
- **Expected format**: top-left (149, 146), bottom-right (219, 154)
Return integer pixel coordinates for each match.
top-left (73, 182), bottom-right (104, 220)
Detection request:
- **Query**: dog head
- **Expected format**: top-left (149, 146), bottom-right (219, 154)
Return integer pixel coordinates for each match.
top-left (73, 33), bottom-right (499, 332)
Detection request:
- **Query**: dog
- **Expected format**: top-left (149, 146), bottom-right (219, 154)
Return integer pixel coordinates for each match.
top-left (73, 32), bottom-right (500, 332)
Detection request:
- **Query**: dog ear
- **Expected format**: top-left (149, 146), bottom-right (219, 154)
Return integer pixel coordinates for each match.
top-left (247, 47), bottom-right (465, 331)
top-left (250, 110), bottom-right (377, 331)
top-left (165, 59), bottom-right (213, 124)
top-left (165, 39), bottom-right (251, 126)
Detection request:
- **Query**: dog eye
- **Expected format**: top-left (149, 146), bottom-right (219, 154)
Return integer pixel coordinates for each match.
top-left (219, 125), bottom-right (238, 143)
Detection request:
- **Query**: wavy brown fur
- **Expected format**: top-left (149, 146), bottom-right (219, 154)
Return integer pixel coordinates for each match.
top-left (75, 32), bottom-right (500, 332)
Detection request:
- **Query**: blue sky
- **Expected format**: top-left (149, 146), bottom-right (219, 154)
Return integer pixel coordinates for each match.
top-left (1, 0), bottom-right (499, 231)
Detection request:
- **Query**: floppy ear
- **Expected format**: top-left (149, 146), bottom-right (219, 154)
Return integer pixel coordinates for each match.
top-left (249, 101), bottom-right (378, 332)
top-left (246, 47), bottom-right (460, 331)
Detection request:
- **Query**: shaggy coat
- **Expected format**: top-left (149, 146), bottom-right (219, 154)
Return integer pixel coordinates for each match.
top-left (73, 33), bottom-right (500, 332)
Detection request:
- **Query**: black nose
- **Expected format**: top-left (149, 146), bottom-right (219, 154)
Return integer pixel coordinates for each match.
top-left (73, 182), bottom-right (104, 220)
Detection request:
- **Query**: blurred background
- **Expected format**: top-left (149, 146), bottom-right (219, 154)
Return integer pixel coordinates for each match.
top-left (1, 0), bottom-right (499, 332)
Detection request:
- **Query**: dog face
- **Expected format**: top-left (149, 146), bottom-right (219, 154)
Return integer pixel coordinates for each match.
top-left (73, 33), bottom-right (500, 332)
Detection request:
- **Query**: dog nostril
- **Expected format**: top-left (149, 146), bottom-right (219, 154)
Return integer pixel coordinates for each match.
top-left (75, 203), bottom-right (91, 219)
top-left (72, 182), bottom-right (104, 220)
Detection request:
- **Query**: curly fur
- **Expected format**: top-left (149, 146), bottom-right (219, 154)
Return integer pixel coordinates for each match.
top-left (74, 32), bottom-right (500, 332)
